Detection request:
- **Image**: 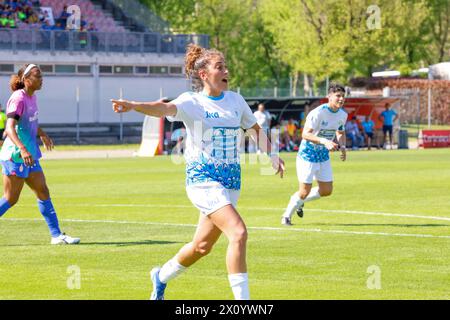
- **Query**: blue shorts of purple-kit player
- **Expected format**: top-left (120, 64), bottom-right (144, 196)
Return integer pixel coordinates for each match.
top-left (1, 160), bottom-right (43, 178)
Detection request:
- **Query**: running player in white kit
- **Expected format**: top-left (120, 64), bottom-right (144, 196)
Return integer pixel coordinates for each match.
top-left (281, 83), bottom-right (347, 225)
top-left (112, 44), bottom-right (285, 300)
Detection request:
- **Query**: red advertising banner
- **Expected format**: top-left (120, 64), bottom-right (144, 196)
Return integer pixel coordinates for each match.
top-left (418, 130), bottom-right (450, 148)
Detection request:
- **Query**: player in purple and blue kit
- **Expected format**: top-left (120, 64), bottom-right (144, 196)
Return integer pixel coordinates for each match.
top-left (0, 64), bottom-right (80, 245)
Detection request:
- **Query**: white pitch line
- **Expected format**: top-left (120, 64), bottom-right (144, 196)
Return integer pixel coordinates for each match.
top-left (17, 203), bottom-right (450, 222)
top-left (2, 218), bottom-right (450, 239)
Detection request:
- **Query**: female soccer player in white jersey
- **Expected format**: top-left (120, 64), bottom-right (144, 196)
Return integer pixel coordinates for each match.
top-left (0, 64), bottom-right (80, 244)
top-left (111, 44), bottom-right (285, 300)
top-left (281, 83), bottom-right (347, 225)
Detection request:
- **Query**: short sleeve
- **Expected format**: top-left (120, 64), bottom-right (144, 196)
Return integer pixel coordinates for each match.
top-left (166, 92), bottom-right (194, 123)
top-left (237, 94), bottom-right (257, 129)
top-left (338, 112), bottom-right (348, 131)
top-left (304, 110), bottom-right (319, 130)
top-left (6, 93), bottom-right (25, 120)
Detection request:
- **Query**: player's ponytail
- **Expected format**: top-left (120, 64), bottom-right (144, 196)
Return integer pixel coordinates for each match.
top-left (184, 44), bottom-right (224, 92)
top-left (10, 68), bottom-right (26, 92)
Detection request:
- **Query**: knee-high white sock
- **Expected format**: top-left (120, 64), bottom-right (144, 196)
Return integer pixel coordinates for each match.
top-left (304, 187), bottom-right (321, 203)
top-left (228, 273), bottom-right (250, 300)
top-left (282, 192), bottom-right (303, 219)
top-left (158, 257), bottom-right (187, 284)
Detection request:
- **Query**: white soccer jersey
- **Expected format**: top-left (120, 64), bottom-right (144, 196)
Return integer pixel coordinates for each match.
top-left (298, 104), bottom-right (347, 163)
top-left (253, 110), bottom-right (271, 129)
top-left (167, 91), bottom-right (257, 190)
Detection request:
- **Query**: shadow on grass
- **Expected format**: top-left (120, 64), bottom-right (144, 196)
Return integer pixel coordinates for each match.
top-left (0, 240), bottom-right (181, 247)
top-left (79, 240), bottom-right (181, 246)
top-left (313, 223), bottom-right (449, 228)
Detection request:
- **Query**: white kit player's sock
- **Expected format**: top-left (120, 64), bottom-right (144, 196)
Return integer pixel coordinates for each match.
top-left (282, 192), bottom-right (303, 219)
top-left (228, 273), bottom-right (250, 300)
top-left (158, 257), bottom-right (187, 284)
top-left (304, 187), bottom-right (321, 203)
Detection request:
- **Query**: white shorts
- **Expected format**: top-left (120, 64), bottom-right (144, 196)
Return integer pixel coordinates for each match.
top-left (186, 182), bottom-right (240, 216)
top-left (296, 157), bottom-right (333, 184)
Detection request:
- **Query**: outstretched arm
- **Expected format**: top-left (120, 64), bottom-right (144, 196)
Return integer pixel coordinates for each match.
top-left (251, 123), bottom-right (285, 178)
top-left (111, 98), bottom-right (177, 118)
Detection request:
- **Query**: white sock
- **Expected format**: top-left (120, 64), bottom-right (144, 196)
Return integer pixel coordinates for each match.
top-left (158, 257), bottom-right (187, 284)
top-left (304, 187), bottom-right (321, 203)
top-left (282, 192), bottom-right (303, 219)
top-left (228, 273), bottom-right (250, 300)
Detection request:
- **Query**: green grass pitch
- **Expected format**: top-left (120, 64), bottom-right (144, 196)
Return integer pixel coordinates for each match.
top-left (0, 149), bottom-right (449, 300)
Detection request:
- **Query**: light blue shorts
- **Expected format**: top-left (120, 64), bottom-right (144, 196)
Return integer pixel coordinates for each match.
top-left (1, 160), bottom-right (43, 179)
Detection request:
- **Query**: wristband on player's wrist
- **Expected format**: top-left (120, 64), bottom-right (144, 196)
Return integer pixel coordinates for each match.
top-left (319, 138), bottom-right (328, 145)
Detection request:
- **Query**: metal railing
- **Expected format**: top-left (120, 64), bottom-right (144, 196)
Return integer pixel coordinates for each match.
top-left (0, 29), bottom-right (209, 55)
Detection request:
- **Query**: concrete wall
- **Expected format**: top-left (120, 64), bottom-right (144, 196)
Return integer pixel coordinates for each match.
top-left (0, 51), bottom-right (190, 124)
top-left (0, 74), bottom-right (190, 124)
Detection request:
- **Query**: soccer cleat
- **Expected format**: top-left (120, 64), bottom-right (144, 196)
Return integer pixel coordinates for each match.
top-left (281, 217), bottom-right (293, 226)
top-left (51, 233), bottom-right (80, 245)
top-left (296, 203), bottom-right (304, 218)
top-left (150, 267), bottom-right (167, 300)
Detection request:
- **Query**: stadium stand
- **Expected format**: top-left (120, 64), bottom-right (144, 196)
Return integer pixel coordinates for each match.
top-left (0, 0), bottom-right (210, 145)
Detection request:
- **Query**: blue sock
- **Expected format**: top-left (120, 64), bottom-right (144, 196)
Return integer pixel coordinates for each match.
top-left (37, 198), bottom-right (61, 237)
top-left (0, 197), bottom-right (11, 218)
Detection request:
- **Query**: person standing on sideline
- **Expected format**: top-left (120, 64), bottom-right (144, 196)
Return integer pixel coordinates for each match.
top-left (361, 115), bottom-right (376, 150)
top-left (0, 64), bottom-right (80, 244)
top-left (253, 103), bottom-right (272, 153)
top-left (379, 103), bottom-right (398, 150)
top-left (111, 44), bottom-right (285, 300)
top-left (281, 83), bottom-right (347, 226)
top-left (0, 104), bottom-right (7, 147)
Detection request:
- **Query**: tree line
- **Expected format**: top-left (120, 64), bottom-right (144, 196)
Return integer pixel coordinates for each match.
top-left (140, 0), bottom-right (449, 91)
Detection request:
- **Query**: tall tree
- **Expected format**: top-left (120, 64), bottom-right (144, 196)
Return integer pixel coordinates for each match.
top-left (424, 0), bottom-right (450, 63)
top-left (140, 0), bottom-right (289, 89)
top-left (260, 0), bottom-right (432, 83)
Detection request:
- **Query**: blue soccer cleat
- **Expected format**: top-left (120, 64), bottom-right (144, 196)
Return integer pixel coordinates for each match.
top-left (150, 267), bottom-right (167, 300)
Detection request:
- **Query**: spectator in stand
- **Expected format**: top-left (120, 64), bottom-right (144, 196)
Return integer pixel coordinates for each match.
top-left (361, 115), bottom-right (377, 150)
top-left (345, 116), bottom-right (364, 150)
top-left (52, 20), bottom-right (64, 30)
top-left (0, 13), bottom-right (8, 27)
top-left (40, 19), bottom-right (52, 30)
top-left (57, 4), bottom-right (71, 29)
top-left (7, 13), bottom-right (16, 28)
top-left (87, 22), bottom-right (97, 32)
top-left (286, 118), bottom-right (299, 151)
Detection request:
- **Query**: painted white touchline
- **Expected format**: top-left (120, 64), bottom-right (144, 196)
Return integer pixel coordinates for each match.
top-left (17, 203), bottom-right (450, 222)
top-left (2, 218), bottom-right (450, 239)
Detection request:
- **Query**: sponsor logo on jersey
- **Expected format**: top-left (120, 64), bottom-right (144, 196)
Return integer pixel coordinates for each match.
top-left (206, 111), bottom-right (220, 119)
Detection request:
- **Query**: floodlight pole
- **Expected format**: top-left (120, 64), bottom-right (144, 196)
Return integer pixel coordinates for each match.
top-left (119, 88), bottom-right (124, 142)
top-left (76, 86), bottom-right (80, 144)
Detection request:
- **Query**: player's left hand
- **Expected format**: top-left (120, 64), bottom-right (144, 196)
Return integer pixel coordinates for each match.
top-left (340, 146), bottom-right (346, 161)
top-left (40, 134), bottom-right (54, 151)
top-left (271, 154), bottom-right (285, 178)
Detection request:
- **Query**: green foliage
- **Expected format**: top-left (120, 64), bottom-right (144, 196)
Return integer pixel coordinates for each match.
top-left (139, 0), bottom-right (449, 88)
top-left (140, 0), bottom-right (289, 88)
